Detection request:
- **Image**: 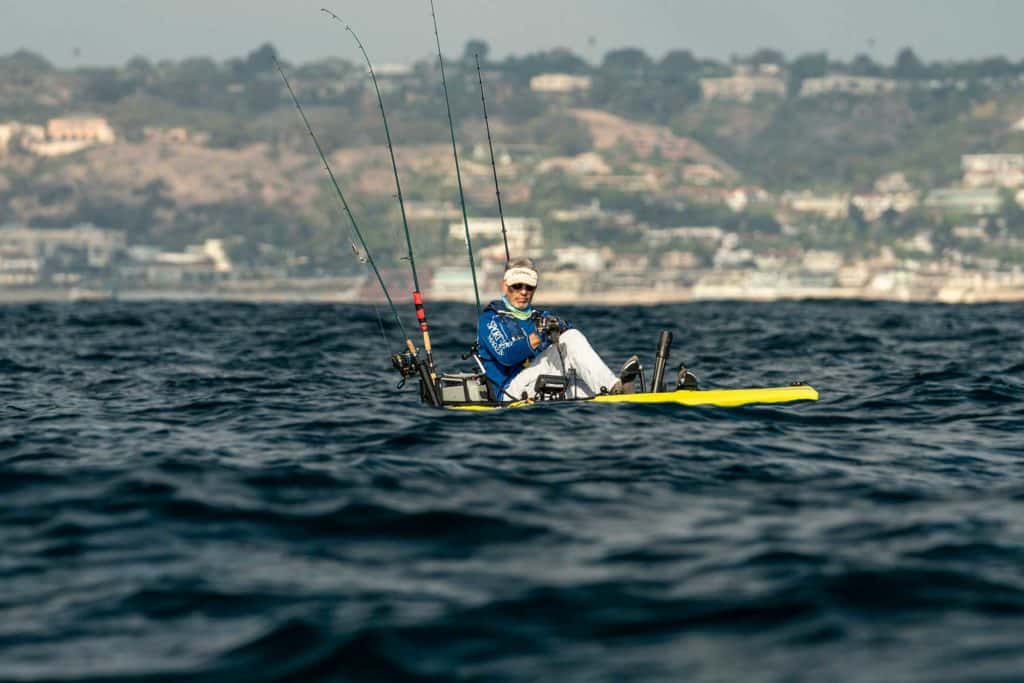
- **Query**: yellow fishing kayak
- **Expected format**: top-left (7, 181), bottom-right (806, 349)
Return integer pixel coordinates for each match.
top-left (446, 384), bottom-right (819, 411)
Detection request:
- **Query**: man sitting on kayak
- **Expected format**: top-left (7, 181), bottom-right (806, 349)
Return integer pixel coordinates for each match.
top-left (477, 257), bottom-right (639, 401)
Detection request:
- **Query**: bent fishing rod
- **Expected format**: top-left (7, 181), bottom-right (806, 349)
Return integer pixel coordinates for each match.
top-left (322, 9), bottom-right (440, 381)
top-left (274, 57), bottom-right (442, 406)
top-left (475, 54), bottom-right (511, 265)
top-left (429, 0), bottom-right (480, 312)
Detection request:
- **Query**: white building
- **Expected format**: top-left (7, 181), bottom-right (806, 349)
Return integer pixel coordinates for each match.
top-left (802, 250), bottom-right (844, 273)
top-left (874, 172), bottom-right (913, 194)
top-left (644, 226), bottom-right (723, 247)
top-left (552, 245), bottom-right (610, 272)
top-left (13, 115), bottom-right (118, 157)
top-left (700, 74), bottom-right (785, 102)
top-left (962, 154), bottom-right (1024, 188)
top-left (0, 224), bottom-right (124, 268)
top-left (529, 73), bottom-right (592, 93)
top-left (851, 192), bottom-right (919, 221)
top-left (800, 75), bottom-right (899, 97)
top-left (536, 152), bottom-right (610, 176)
top-left (924, 188), bottom-right (1003, 215)
top-left (448, 217), bottom-right (543, 251)
top-left (785, 193), bottom-right (850, 220)
top-left (0, 121), bottom-right (46, 156)
top-left (0, 124), bottom-right (11, 157)
top-left (700, 66), bottom-right (785, 102)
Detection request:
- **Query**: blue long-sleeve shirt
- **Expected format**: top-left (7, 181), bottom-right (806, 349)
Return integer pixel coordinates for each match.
top-left (477, 298), bottom-right (570, 396)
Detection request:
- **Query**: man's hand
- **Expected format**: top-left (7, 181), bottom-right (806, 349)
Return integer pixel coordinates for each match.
top-left (528, 332), bottom-right (542, 349)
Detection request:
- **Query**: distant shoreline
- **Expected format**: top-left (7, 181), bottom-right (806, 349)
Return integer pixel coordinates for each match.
top-left (3, 287), bottom-right (1024, 305)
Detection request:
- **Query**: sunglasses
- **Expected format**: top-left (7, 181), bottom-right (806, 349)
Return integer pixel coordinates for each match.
top-left (509, 283), bottom-right (536, 292)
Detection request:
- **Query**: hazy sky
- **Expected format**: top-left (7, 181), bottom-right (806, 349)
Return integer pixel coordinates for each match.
top-left (3, 0), bottom-right (1023, 68)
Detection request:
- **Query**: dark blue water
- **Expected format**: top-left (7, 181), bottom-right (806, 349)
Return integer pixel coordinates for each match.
top-left (2, 300), bottom-right (1023, 682)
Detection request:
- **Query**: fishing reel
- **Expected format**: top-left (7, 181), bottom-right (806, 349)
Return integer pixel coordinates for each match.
top-left (391, 349), bottom-right (419, 380)
top-left (532, 313), bottom-right (563, 344)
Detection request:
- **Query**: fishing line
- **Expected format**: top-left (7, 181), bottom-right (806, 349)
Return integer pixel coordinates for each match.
top-left (429, 0), bottom-right (480, 312)
top-left (475, 54), bottom-right (511, 265)
top-left (323, 8), bottom-right (440, 378)
top-left (274, 57), bottom-right (408, 346)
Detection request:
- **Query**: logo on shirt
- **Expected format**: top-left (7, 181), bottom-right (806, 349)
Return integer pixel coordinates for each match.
top-left (487, 318), bottom-right (516, 354)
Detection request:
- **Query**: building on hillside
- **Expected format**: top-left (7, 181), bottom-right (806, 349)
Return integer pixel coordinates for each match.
top-left (120, 239), bottom-right (231, 288)
top-left (429, 266), bottom-right (478, 302)
top-left (47, 115), bottom-right (115, 144)
top-left (0, 224), bottom-right (124, 267)
top-left (699, 65), bottom-right (785, 102)
top-left (0, 125), bottom-right (11, 157)
top-left (549, 199), bottom-right (635, 226)
top-left (143, 127), bottom-right (191, 144)
top-left (924, 188), bottom-right (1002, 215)
top-left (0, 236), bottom-right (41, 285)
top-left (541, 269), bottom-right (588, 296)
top-left (800, 75), bottom-right (899, 97)
top-left (660, 250), bottom-right (700, 269)
top-left (371, 63), bottom-right (416, 95)
top-left (802, 250), bottom-right (844, 273)
top-left (0, 224), bottom-right (124, 286)
top-left (552, 246), bottom-right (610, 272)
top-left (21, 115), bottom-right (116, 157)
top-left (405, 200), bottom-right (461, 221)
top-left (681, 163), bottom-right (725, 186)
top-left (0, 121), bottom-right (46, 156)
top-left (874, 172), bottom-right (913, 194)
top-left (784, 192), bottom-right (850, 220)
top-left (536, 152), bottom-right (610, 176)
top-left (644, 226), bottom-right (723, 247)
top-left (961, 154), bottom-right (1024, 188)
top-left (529, 73), bottom-right (592, 93)
top-left (471, 144), bottom-right (514, 167)
top-left (952, 225), bottom-right (989, 241)
top-left (726, 186), bottom-right (772, 212)
top-left (897, 232), bottom-right (935, 255)
top-left (851, 192), bottom-right (919, 221)
top-left (448, 217), bottom-right (543, 253)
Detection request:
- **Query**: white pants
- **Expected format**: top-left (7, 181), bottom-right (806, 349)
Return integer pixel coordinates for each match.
top-left (503, 329), bottom-right (618, 401)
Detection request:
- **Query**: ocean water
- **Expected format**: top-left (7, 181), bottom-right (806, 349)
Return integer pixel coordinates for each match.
top-left (2, 300), bottom-right (1023, 682)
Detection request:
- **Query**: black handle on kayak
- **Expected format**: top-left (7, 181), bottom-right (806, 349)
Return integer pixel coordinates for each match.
top-left (651, 330), bottom-right (672, 393)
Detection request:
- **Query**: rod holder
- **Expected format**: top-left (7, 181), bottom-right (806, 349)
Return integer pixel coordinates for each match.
top-left (651, 330), bottom-right (673, 393)
top-left (417, 358), bottom-right (443, 407)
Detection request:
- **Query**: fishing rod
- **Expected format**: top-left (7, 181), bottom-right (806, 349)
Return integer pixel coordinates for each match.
top-left (274, 57), bottom-right (442, 406)
top-left (429, 0), bottom-right (480, 312)
top-left (322, 9), bottom-right (440, 381)
top-left (475, 53), bottom-right (511, 265)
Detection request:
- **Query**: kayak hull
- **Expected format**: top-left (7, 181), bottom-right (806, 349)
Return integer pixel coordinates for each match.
top-left (445, 384), bottom-right (819, 411)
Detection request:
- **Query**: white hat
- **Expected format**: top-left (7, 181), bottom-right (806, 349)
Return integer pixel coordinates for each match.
top-left (503, 262), bottom-right (538, 288)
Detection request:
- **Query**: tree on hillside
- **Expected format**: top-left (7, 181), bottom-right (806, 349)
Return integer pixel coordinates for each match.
top-left (463, 39), bottom-right (490, 64)
top-left (231, 43), bottom-right (278, 80)
top-left (498, 48), bottom-right (590, 85)
top-left (0, 49), bottom-right (53, 72)
top-left (849, 53), bottom-right (883, 76)
top-left (974, 56), bottom-right (1016, 79)
top-left (79, 67), bottom-right (135, 104)
top-left (602, 48), bottom-right (653, 77)
top-left (747, 48), bottom-right (786, 67)
top-left (659, 50), bottom-right (699, 79)
top-left (125, 56), bottom-right (157, 84)
top-left (787, 52), bottom-right (828, 96)
top-left (894, 47), bottom-right (927, 79)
